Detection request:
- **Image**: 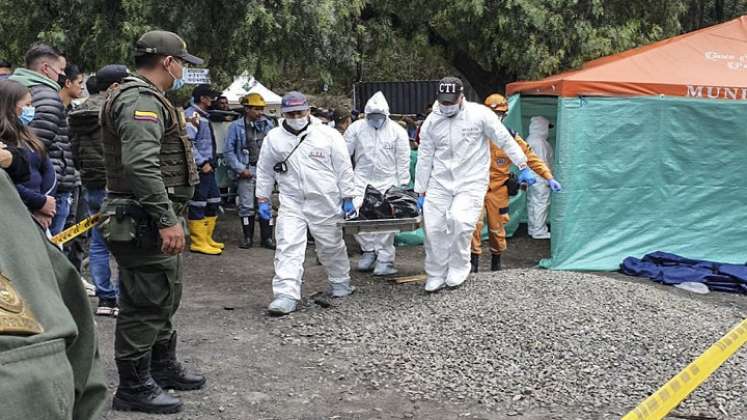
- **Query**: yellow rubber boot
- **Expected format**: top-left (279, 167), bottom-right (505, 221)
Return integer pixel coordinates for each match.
top-left (205, 216), bottom-right (225, 250)
top-left (189, 219), bottom-right (222, 255)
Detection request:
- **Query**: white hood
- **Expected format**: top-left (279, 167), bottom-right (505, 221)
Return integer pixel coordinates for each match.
top-left (364, 91), bottom-right (390, 116)
top-left (526, 116), bottom-right (553, 168)
top-left (528, 116), bottom-right (550, 139)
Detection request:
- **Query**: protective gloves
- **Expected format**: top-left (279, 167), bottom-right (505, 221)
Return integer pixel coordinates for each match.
top-left (258, 202), bottom-right (272, 220)
top-left (342, 198), bottom-right (356, 218)
top-left (518, 167), bottom-right (537, 186)
top-left (548, 179), bottom-right (562, 192)
top-left (417, 194), bottom-right (425, 211)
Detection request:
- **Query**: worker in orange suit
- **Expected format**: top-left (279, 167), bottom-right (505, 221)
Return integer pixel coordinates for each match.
top-left (470, 94), bottom-right (562, 272)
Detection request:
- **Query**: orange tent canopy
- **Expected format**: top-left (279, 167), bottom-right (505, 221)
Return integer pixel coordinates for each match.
top-left (507, 16), bottom-right (747, 100)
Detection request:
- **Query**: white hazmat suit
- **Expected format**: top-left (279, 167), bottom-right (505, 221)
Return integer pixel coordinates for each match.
top-left (344, 92), bottom-right (411, 272)
top-left (415, 100), bottom-right (529, 289)
top-left (255, 119), bottom-right (356, 301)
top-left (525, 116), bottom-right (554, 239)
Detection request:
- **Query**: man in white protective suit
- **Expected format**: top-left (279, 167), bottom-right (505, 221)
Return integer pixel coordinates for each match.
top-left (525, 116), bottom-right (555, 239)
top-left (414, 77), bottom-right (537, 292)
top-left (344, 91), bottom-right (411, 276)
top-left (255, 91), bottom-right (358, 315)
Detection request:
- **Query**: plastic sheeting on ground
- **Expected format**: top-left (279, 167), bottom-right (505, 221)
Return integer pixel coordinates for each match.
top-left (621, 251), bottom-right (747, 294)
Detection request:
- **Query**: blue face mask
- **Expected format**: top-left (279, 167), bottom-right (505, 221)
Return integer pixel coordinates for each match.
top-left (166, 60), bottom-right (185, 91)
top-left (367, 116), bottom-right (386, 130)
top-left (170, 77), bottom-right (185, 91)
top-left (18, 106), bottom-right (35, 126)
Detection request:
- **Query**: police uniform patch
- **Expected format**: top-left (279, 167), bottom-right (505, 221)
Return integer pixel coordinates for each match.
top-left (0, 273), bottom-right (43, 335)
top-left (134, 110), bottom-right (159, 122)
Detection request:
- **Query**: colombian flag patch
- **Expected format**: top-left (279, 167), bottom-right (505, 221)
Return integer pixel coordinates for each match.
top-left (134, 110), bottom-right (159, 122)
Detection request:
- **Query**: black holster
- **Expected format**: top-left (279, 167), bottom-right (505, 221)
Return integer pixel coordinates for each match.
top-left (120, 204), bottom-right (160, 251)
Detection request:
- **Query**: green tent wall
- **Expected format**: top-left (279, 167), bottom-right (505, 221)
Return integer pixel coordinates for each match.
top-left (510, 95), bottom-right (747, 270)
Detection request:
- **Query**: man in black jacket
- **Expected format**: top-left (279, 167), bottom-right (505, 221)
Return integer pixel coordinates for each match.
top-left (69, 64), bottom-right (129, 316)
top-left (9, 44), bottom-right (77, 235)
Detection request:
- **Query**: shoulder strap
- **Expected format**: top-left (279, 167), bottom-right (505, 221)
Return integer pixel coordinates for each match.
top-left (279, 130), bottom-right (310, 166)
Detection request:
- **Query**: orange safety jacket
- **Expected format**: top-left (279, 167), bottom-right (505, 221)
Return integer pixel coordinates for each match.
top-left (488, 129), bottom-right (553, 192)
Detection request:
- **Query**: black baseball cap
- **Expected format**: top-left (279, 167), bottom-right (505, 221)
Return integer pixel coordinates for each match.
top-left (192, 84), bottom-right (220, 100)
top-left (135, 30), bottom-right (204, 65)
top-left (95, 64), bottom-right (128, 85)
top-left (437, 76), bottom-right (464, 103)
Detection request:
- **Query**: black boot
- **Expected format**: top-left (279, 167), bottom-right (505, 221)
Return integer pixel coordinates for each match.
top-left (470, 253), bottom-right (479, 273)
top-left (151, 332), bottom-right (206, 391)
top-left (239, 216), bottom-right (255, 249)
top-left (491, 254), bottom-right (502, 271)
top-left (259, 219), bottom-right (276, 249)
top-left (113, 355), bottom-right (183, 414)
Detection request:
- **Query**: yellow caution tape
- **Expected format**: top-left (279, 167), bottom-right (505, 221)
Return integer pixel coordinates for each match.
top-left (50, 213), bottom-right (103, 245)
top-left (623, 318), bottom-right (747, 420)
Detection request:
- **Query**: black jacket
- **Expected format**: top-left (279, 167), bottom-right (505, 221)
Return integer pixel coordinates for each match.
top-left (69, 94), bottom-right (106, 189)
top-left (28, 84), bottom-right (77, 191)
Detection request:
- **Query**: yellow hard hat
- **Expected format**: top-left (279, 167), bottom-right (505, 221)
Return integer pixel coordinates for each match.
top-left (241, 93), bottom-right (266, 107)
top-left (484, 93), bottom-right (508, 112)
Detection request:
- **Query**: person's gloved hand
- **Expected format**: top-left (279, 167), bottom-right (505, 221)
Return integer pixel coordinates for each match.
top-left (548, 179), bottom-right (562, 192)
top-left (417, 194), bottom-right (425, 211)
top-left (342, 198), bottom-right (356, 217)
top-left (518, 167), bottom-right (537, 186)
top-left (258, 202), bottom-right (272, 220)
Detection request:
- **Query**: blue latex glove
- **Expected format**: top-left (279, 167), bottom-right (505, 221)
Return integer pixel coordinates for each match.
top-left (342, 198), bottom-right (356, 217)
top-left (258, 202), bottom-right (272, 220)
top-left (417, 194), bottom-right (425, 211)
top-left (518, 167), bottom-right (537, 186)
top-left (548, 179), bottom-right (562, 192)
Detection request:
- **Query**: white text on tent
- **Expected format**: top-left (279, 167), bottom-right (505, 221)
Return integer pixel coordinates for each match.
top-left (686, 85), bottom-right (747, 100)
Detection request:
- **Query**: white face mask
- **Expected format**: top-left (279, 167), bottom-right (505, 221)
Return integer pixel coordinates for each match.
top-left (440, 103), bottom-right (459, 117)
top-left (285, 116), bottom-right (308, 131)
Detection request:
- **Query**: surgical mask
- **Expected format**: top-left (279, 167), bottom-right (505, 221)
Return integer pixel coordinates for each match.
top-left (440, 103), bottom-right (459, 117)
top-left (18, 106), bottom-right (35, 126)
top-left (165, 59), bottom-right (185, 91)
top-left (367, 116), bottom-right (386, 130)
top-left (285, 116), bottom-right (308, 131)
top-left (167, 69), bottom-right (185, 91)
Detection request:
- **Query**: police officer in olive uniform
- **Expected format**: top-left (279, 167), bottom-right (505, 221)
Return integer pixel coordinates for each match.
top-left (100, 30), bottom-right (206, 414)
top-left (0, 169), bottom-right (107, 420)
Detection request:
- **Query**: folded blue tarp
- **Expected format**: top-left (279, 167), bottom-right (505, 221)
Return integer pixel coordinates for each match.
top-left (620, 251), bottom-right (747, 294)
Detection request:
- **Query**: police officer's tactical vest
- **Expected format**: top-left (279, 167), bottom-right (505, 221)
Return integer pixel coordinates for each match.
top-left (101, 76), bottom-right (199, 193)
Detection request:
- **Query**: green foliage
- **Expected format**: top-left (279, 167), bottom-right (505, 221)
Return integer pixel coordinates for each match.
top-left (1, 0), bottom-right (746, 97)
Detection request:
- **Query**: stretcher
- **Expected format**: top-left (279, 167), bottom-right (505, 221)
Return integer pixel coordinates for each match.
top-left (337, 216), bottom-right (421, 235)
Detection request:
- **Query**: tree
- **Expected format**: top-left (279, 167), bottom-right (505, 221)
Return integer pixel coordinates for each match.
top-left (1, 0), bottom-right (746, 98)
top-left (363, 0), bottom-right (747, 96)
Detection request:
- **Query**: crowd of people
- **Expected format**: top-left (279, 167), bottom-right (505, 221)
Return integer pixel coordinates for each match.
top-left (0, 28), bottom-right (561, 418)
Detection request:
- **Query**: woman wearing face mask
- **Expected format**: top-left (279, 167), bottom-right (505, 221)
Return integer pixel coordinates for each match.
top-left (0, 80), bottom-right (57, 230)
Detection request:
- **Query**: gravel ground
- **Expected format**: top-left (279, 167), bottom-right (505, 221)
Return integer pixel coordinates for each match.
top-left (96, 214), bottom-right (746, 419)
top-left (271, 270), bottom-right (747, 419)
